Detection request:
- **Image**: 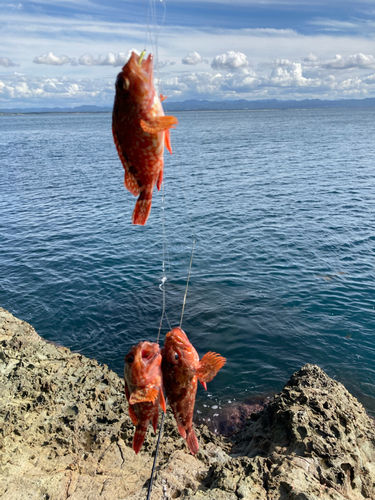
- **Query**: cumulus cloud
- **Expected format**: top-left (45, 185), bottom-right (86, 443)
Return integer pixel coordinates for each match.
top-left (267, 63), bottom-right (320, 88)
top-left (363, 74), bottom-right (375, 84)
top-left (303, 53), bottom-right (319, 63)
top-left (32, 51), bottom-right (145, 68)
top-left (33, 52), bottom-right (72, 65)
top-left (158, 60), bottom-right (176, 69)
top-left (161, 57), bottom-right (374, 100)
top-left (0, 57), bottom-right (18, 67)
top-left (211, 51), bottom-right (249, 70)
top-left (3, 50), bottom-right (375, 106)
top-left (0, 73), bottom-right (114, 105)
top-left (322, 53), bottom-right (375, 70)
top-left (78, 52), bottom-right (129, 67)
top-left (182, 52), bottom-right (208, 65)
top-left (260, 58), bottom-right (296, 69)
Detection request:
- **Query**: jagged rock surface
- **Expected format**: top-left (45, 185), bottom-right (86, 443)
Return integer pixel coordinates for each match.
top-left (0, 307), bottom-right (374, 499)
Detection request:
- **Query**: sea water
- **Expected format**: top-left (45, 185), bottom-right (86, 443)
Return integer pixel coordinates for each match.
top-left (1, 108), bottom-right (375, 416)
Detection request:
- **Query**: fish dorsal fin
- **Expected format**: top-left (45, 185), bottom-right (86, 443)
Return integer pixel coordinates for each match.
top-left (196, 352), bottom-right (226, 384)
top-left (140, 115), bottom-right (178, 135)
top-left (129, 386), bottom-right (159, 405)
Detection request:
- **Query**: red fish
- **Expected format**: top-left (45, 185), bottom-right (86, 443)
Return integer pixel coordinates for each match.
top-left (124, 341), bottom-right (166, 454)
top-left (112, 51), bottom-right (178, 225)
top-left (161, 327), bottom-right (226, 455)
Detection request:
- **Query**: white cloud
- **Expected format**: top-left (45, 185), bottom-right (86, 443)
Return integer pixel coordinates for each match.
top-left (33, 52), bottom-right (72, 65)
top-left (260, 58), bottom-right (295, 69)
top-left (0, 57), bottom-right (18, 67)
top-left (303, 53), bottom-right (319, 63)
top-left (322, 53), bottom-right (375, 70)
top-left (211, 51), bottom-right (249, 70)
top-left (158, 60), bottom-right (176, 69)
top-left (267, 63), bottom-right (320, 88)
top-left (0, 73), bottom-right (114, 105)
top-left (182, 52), bottom-right (208, 65)
top-left (3, 3), bottom-right (23, 9)
top-left (309, 19), bottom-right (360, 31)
top-left (78, 52), bottom-right (128, 67)
top-left (363, 73), bottom-right (375, 84)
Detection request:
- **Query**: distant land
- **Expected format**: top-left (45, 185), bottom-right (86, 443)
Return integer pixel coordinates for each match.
top-left (1, 98), bottom-right (375, 114)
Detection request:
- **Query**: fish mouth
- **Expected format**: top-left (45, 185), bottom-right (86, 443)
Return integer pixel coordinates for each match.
top-left (141, 345), bottom-right (160, 362)
top-left (127, 51), bottom-right (152, 82)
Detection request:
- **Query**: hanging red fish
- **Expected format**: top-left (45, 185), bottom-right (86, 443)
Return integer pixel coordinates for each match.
top-left (112, 51), bottom-right (178, 225)
top-left (161, 327), bottom-right (226, 455)
top-left (124, 341), bottom-right (166, 454)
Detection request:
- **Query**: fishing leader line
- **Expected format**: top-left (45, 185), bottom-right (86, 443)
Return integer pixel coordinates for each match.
top-left (137, 2), bottom-right (197, 498)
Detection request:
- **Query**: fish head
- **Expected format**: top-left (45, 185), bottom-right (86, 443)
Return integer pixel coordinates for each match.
top-left (124, 341), bottom-right (162, 388)
top-left (162, 327), bottom-right (200, 380)
top-left (114, 51), bottom-right (155, 110)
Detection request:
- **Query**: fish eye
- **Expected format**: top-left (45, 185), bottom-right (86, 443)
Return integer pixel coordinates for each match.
top-left (126, 354), bottom-right (134, 364)
top-left (174, 352), bottom-right (179, 360)
top-left (116, 75), bottom-right (130, 92)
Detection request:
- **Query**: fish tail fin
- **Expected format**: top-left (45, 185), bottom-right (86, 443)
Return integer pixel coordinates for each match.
top-left (196, 352), bottom-right (226, 384)
top-left (133, 427), bottom-right (147, 454)
top-left (132, 191), bottom-right (152, 226)
top-left (186, 427), bottom-right (199, 455)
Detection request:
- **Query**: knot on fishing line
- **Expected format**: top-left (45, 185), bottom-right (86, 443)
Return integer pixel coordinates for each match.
top-left (159, 276), bottom-right (167, 291)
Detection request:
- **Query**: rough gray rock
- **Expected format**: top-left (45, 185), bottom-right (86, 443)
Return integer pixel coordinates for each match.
top-left (1, 307), bottom-right (374, 500)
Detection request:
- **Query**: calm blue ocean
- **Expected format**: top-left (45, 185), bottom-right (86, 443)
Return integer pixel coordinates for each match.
top-left (1, 108), bottom-right (375, 417)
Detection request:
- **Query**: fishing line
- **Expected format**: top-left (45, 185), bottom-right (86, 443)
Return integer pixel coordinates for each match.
top-left (172, 149), bottom-right (197, 327)
top-left (157, 181), bottom-right (171, 344)
top-left (137, 3), bottom-right (196, 497)
top-left (145, 398), bottom-right (167, 500)
top-left (141, 0), bottom-right (166, 92)
top-left (180, 239), bottom-right (195, 328)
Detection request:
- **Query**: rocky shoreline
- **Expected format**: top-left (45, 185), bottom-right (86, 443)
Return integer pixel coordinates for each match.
top-left (1, 307), bottom-right (374, 500)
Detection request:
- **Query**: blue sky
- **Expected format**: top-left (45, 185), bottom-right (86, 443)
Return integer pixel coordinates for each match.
top-left (1, 0), bottom-right (375, 108)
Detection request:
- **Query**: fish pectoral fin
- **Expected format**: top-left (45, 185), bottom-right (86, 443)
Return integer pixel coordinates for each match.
top-left (140, 115), bottom-right (178, 135)
top-left (196, 352), bottom-right (226, 384)
top-left (129, 386), bottom-right (159, 405)
top-left (160, 93), bottom-right (167, 102)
